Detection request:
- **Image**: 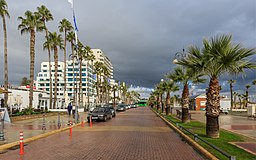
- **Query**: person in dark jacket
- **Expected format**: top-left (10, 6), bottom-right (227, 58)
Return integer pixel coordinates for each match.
top-left (67, 103), bottom-right (72, 116)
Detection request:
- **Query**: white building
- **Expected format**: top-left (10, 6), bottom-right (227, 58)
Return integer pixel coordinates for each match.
top-left (35, 60), bottom-right (96, 110)
top-left (35, 49), bottom-right (115, 109)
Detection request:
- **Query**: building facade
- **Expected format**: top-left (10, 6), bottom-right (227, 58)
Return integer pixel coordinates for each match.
top-left (35, 49), bottom-right (114, 110)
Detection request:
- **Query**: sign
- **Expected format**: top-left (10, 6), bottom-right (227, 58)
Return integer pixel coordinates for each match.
top-left (0, 108), bottom-right (11, 123)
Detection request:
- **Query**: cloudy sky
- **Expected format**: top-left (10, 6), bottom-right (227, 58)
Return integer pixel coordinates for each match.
top-left (0, 0), bottom-right (255, 95)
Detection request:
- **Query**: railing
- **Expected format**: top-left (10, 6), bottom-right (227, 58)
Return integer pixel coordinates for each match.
top-left (162, 114), bottom-right (236, 160)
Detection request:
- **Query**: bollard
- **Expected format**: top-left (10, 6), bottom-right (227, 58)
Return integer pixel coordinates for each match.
top-left (194, 134), bottom-right (198, 142)
top-left (19, 131), bottom-right (24, 155)
top-left (89, 115), bottom-right (92, 127)
top-left (81, 119), bottom-right (84, 127)
top-left (69, 120), bottom-right (72, 137)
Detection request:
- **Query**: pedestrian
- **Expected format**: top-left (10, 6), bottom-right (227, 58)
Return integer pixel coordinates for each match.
top-left (67, 102), bottom-right (72, 116)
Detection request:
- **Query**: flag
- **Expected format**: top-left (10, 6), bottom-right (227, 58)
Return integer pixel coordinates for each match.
top-left (68, 0), bottom-right (73, 8)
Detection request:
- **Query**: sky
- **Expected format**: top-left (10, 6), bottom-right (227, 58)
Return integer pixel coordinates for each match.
top-left (0, 0), bottom-right (255, 96)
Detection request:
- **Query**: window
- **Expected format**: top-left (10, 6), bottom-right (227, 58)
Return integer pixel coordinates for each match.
top-left (43, 65), bottom-right (47, 67)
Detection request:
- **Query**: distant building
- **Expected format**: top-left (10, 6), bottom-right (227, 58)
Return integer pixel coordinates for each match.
top-left (35, 49), bottom-right (114, 109)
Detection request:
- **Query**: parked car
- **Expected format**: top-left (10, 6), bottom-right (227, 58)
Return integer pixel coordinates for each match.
top-left (103, 104), bottom-right (116, 117)
top-left (87, 107), bottom-right (112, 122)
top-left (131, 104), bottom-right (137, 108)
top-left (116, 104), bottom-right (126, 111)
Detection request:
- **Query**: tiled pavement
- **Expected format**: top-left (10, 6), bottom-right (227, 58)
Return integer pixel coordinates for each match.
top-left (0, 107), bottom-right (204, 160)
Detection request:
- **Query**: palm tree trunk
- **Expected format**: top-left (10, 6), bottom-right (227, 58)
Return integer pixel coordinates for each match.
top-left (166, 91), bottom-right (170, 115)
top-left (64, 30), bottom-right (67, 109)
top-left (44, 25), bottom-right (52, 110)
top-left (79, 59), bottom-right (82, 106)
top-left (156, 95), bottom-right (160, 110)
top-left (161, 93), bottom-right (164, 113)
top-left (206, 76), bottom-right (220, 138)
top-left (3, 16), bottom-right (8, 108)
top-left (29, 29), bottom-right (36, 109)
top-left (230, 83), bottom-right (233, 111)
top-left (71, 44), bottom-right (75, 107)
top-left (113, 90), bottom-right (116, 108)
top-left (182, 83), bottom-right (190, 123)
top-left (53, 48), bottom-right (58, 109)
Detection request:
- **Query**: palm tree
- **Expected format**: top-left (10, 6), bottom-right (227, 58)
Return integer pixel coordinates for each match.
top-left (59, 18), bottom-right (73, 106)
top-left (233, 92), bottom-right (238, 109)
top-left (0, 0), bottom-right (9, 108)
top-left (167, 67), bottom-right (205, 122)
top-left (18, 10), bottom-right (44, 108)
top-left (67, 31), bottom-right (76, 106)
top-left (112, 84), bottom-right (118, 107)
top-left (228, 79), bottom-right (236, 111)
top-left (43, 32), bottom-right (64, 109)
top-left (156, 82), bottom-right (165, 113)
top-left (178, 34), bottom-right (256, 138)
top-left (162, 80), bottom-right (179, 115)
top-left (245, 84), bottom-right (251, 108)
top-left (36, 5), bottom-right (54, 110)
top-left (93, 61), bottom-right (104, 104)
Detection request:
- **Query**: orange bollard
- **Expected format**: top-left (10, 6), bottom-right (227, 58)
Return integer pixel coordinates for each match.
top-left (69, 120), bottom-right (72, 137)
top-left (19, 131), bottom-right (24, 155)
top-left (89, 115), bottom-right (92, 127)
top-left (81, 120), bottom-right (84, 127)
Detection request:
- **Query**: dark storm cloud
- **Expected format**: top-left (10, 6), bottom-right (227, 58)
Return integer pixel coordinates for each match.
top-left (0, 0), bottom-right (255, 93)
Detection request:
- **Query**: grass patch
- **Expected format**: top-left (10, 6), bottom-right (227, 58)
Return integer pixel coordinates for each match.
top-left (163, 113), bottom-right (256, 160)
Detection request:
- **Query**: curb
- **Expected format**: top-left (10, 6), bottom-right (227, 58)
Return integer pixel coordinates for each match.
top-left (151, 108), bottom-right (218, 160)
top-left (0, 122), bottom-right (82, 151)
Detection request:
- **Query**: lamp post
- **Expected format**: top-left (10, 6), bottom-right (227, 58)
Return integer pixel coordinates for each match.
top-left (69, 54), bottom-right (79, 123)
top-left (173, 48), bottom-right (186, 64)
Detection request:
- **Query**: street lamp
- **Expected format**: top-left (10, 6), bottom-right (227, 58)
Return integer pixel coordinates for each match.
top-left (69, 53), bottom-right (79, 123)
top-left (173, 48), bottom-right (186, 64)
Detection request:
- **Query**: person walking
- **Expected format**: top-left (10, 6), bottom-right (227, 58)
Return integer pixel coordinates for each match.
top-left (67, 102), bottom-right (72, 116)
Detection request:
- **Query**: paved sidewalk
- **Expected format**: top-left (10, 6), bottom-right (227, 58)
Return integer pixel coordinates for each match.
top-left (189, 111), bottom-right (256, 139)
top-left (0, 112), bottom-right (87, 145)
top-left (0, 107), bottom-right (204, 160)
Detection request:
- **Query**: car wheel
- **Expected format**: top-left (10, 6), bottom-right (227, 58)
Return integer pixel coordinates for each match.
top-left (109, 116), bottom-right (112, 120)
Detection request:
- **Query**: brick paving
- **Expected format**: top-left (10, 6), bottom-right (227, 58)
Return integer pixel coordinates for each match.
top-left (0, 107), bottom-right (203, 160)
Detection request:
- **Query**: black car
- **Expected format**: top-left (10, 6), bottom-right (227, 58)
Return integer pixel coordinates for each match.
top-left (87, 107), bottom-right (112, 122)
top-left (130, 104), bottom-right (137, 108)
top-left (116, 104), bottom-right (126, 111)
top-left (103, 104), bottom-right (116, 117)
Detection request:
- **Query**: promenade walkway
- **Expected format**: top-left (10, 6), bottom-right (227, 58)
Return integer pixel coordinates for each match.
top-left (1, 107), bottom-right (204, 160)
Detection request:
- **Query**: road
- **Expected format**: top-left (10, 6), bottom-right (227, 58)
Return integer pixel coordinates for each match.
top-left (1, 107), bottom-right (203, 160)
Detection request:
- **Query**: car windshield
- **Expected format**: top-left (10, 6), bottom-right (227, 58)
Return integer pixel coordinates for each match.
top-left (118, 104), bottom-right (125, 107)
top-left (93, 107), bottom-right (105, 113)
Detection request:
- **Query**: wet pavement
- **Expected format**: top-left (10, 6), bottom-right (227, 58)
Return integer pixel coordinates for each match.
top-left (0, 107), bottom-right (204, 160)
top-left (0, 112), bottom-right (87, 145)
top-left (189, 111), bottom-right (256, 139)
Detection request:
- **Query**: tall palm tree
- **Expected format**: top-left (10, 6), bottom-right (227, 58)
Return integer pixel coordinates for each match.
top-left (162, 80), bottom-right (179, 115)
top-left (67, 31), bottom-right (75, 106)
top-left (156, 82), bottom-right (165, 113)
top-left (245, 84), bottom-right (251, 108)
top-left (44, 32), bottom-right (64, 109)
top-left (93, 61), bottom-right (104, 104)
top-left (59, 18), bottom-right (73, 106)
top-left (233, 92), bottom-right (238, 109)
top-left (112, 84), bottom-right (118, 107)
top-left (167, 67), bottom-right (205, 122)
top-left (178, 34), bottom-right (256, 138)
top-left (18, 11), bottom-right (44, 108)
top-left (36, 5), bottom-right (53, 110)
top-left (0, 0), bottom-right (9, 108)
top-left (228, 79), bottom-right (236, 111)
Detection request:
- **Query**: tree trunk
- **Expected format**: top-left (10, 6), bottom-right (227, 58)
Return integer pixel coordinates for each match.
top-left (161, 94), bottom-right (164, 113)
top-left (230, 83), bottom-right (233, 111)
top-left (182, 83), bottom-right (190, 123)
top-left (166, 91), bottom-right (170, 115)
top-left (113, 90), bottom-right (116, 108)
top-left (53, 47), bottom-right (58, 109)
top-left (206, 76), bottom-right (220, 138)
top-left (79, 59), bottom-right (82, 106)
top-left (64, 30), bottom-right (67, 109)
top-left (157, 95), bottom-right (160, 110)
top-left (3, 16), bottom-right (8, 108)
top-left (72, 44), bottom-right (75, 107)
top-left (29, 29), bottom-right (36, 109)
top-left (44, 25), bottom-right (52, 110)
